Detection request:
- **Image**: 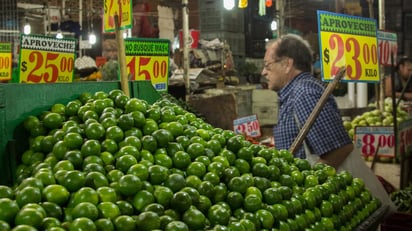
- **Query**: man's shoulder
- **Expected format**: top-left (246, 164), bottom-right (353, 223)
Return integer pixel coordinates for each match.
top-left (293, 75), bottom-right (325, 93)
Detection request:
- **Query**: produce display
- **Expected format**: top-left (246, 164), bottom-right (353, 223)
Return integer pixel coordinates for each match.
top-left (343, 97), bottom-right (411, 140)
top-left (390, 185), bottom-right (412, 213)
top-left (0, 89), bottom-right (382, 231)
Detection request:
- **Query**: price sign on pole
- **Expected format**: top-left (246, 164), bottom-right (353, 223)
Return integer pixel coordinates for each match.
top-left (377, 30), bottom-right (398, 66)
top-left (233, 115), bottom-right (261, 138)
top-left (317, 11), bottom-right (379, 82)
top-left (18, 35), bottom-right (76, 83)
top-left (0, 42), bottom-right (12, 81)
top-left (103, 0), bottom-right (132, 32)
top-left (354, 126), bottom-right (395, 158)
top-left (125, 38), bottom-right (170, 92)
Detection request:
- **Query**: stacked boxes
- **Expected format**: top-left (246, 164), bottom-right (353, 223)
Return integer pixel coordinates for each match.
top-left (252, 89), bottom-right (279, 126)
top-left (199, 0), bottom-right (246, 60)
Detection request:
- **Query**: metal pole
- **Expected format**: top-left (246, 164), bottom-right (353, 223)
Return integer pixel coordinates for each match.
top-left (79, 0), bottom-right (83, 57)
top-left (379, 0), bottom-right (386, 112)
top-left (276, 0), bottom-right (284, 37)
top-left (182, 0), bottom-right (190, 102)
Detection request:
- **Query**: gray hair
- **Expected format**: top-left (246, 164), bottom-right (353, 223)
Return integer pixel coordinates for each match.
top-left (268, 34), bottom-right (314, 73)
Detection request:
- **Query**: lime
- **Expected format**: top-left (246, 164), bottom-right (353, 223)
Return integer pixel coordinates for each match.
top-left (97, 202), bottom-right (120, 219)
top-left (63, 132), bottom-right (84, 149)
top-left (164, 173), bottom-right (186, 192)
top-left (0, 185), bottom-right (14, 199)
top-left (43, 112), bottom-right (64, 129)
top-left (42, 184), bottom-right (70, 206)
top-left (85, 122), bottom-right (106, 140)
top-left (95, 218), bottom-right (115, 231)
top-left (256, 209), bottom-right (274, 229)
top-left (226, 191), bottom-right (244, 210)
top-left (165, 221), bottom-right (189, 231)
top-left (15, 186), bottom-right (42, 208)
top-left (243, 194), bottom-right (262, 212)
top-left (135, 211), bottom-right (161, 231)
top-left (0, 198), bottom-right (20, 224)
top-left (106, 125), bottom-right (124, 142)
top-left (132, 190), bottom-right (155, 212)
top-left (69, 217), bottom-right (96, 231)
top-left (118, 174), bottom-right (143, 196)
top-left (186, 161), bottom-right (207, 178)
top-left (148, 165), bottom-right (169, 185)
top-left (14, 208), bottom-right (44, 229)
top-left (170, 191), bottom-right (192, 213)
top-left (172, 151), bottom-right (192, 169)
top-left (182, 206), bottom-right (207, 230)
top-left (208, 204), bottom-right (231, 226)
top-left (71, 202), bottom-right (99, 220)
top-left (116, 200), bottom-right (135, 216)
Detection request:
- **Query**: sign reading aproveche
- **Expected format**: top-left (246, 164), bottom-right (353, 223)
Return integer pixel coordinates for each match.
top-left (103, 0), bottom-right (132, 32)
top-left (0, 42), bottom-right (12, 81)
top-left (125, 38), bottom-right (170, 92)
top-left (317, 10), bottom-right (379, 83)
top-left (18, 34), bottom-right (76, 83)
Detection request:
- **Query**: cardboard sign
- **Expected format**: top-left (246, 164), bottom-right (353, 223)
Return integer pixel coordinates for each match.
top-left (377, 30), bottom-right (398, 66)
top-left (233, 115), bottom-right (261, 138)
top-left (317, 11), bottom-right (379, 83)
top-left (354, 126), bottom-right (395, 158)
top-left (18, 35), bottom-right (76, 83)
top-left (125, 38), bottom-right (170, 92)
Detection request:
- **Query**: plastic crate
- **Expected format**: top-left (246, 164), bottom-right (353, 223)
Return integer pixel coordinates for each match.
top-left (0, 81), bottom-right (160, 186)
top-left (201, 31), bottom-right (245, 57)
top-left (380, 212), bottom-right (412, 231)
top-left (198, 0), bottom-right (244, 33)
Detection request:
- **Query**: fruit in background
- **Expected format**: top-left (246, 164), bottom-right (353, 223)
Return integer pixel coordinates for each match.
top-left (345, 97), bottom-right (411, 140)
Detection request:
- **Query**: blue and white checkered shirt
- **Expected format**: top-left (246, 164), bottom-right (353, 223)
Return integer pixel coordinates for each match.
top-left (274, 72), bottom-right (352, 159)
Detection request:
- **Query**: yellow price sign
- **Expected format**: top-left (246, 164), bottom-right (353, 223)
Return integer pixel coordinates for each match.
top-left (0, 42), bottom-right (12, 81)
top-left (103, 0), bottom-right (132, 32)
top-left (125, 38), bottom-right (170, 92)
top-left (19, 35), bottom-right (76, 83)
top-left (317, 11), bottom-right (379, 82)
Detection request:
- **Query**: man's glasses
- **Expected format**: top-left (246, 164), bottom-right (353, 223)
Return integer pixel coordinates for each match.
top-left (264, 58), bottom-right (283, 70)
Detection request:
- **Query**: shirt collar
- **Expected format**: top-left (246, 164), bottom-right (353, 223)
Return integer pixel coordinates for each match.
top-left (278, 72), bottom-right (307, 105)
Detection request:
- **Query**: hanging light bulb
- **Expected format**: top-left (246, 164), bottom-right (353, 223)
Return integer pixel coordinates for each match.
top-left (23, 17), bottom-right (31, 35)
top-left (271, 20), bottom-right (278, 31)
top-left (89, 32), bottom-right (96, 45)
top-left (223, 0), bottom-right (235, 10)
top-left (56, 30), bottom-right (63, 39)
top-left (24, 23), bottom-right (31, 35)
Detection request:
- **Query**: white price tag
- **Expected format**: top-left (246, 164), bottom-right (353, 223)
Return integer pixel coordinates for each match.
top-left (233, 115), bottom-right (261, 138)
top-left (354, 126), bottom-right (395, 158)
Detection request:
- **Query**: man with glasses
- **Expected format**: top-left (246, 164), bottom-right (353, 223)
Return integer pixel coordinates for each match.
top-left (261, 34), bottom-right (353, 169)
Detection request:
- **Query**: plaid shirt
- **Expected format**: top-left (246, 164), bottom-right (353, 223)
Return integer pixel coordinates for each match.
top-left (274, 72), bottom-right (352, 159)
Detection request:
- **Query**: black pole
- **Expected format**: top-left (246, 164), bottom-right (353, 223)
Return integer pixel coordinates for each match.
top-left (390, 53), bottom-right (398, 164)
